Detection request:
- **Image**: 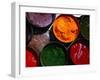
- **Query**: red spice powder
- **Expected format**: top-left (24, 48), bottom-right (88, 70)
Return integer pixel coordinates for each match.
top-left (26, 49), bottom-right (38, 67)
top-left (70, 42), bottom-right (89, 64)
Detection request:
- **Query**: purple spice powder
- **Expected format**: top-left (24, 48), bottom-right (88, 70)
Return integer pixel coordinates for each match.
top-left (27, 13), bottom-right (53, 28)
top-left (28, 32), bottom-right (50, 54)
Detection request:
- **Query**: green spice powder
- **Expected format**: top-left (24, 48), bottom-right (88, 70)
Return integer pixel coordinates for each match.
top-left (41, 44), bottom-right (66, 66)
top-left (80, 15), bottom-right (89, 40)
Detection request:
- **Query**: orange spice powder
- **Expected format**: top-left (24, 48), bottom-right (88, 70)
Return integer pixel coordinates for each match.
top-left (53, 15), bottom-right (80, 43)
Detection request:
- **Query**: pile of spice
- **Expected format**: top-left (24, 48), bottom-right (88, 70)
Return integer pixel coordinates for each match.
top-left (26, 48), bottom-right (39, 67)
top-left (80, 15), bottom-right (89, 40)
top-left (40, 43), bottom-right (66, 66)
top-left (28, 32), bottom-right (50, 54)
top-left (70, 42), bottom-right (89, 64)
top-left (26, 13), bottom-right (53, 28)
top-left (53, 15), bottom-right (79, 43)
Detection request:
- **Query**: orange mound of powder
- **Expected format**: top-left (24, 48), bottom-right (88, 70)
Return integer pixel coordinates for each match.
top-left (53, 15), bottom-right (80, 43)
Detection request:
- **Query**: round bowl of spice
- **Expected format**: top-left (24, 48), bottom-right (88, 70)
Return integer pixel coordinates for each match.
top-left (70, 41), bottom-right (89, 65)
top-left (40, 42), bottom-right (68, 66)
top-left (28, 32), bottom-right (50, 55)
top-left (26, 12), bottom-right (55, 34)
top-left (52, 14), bottom-right (80, 43)
top-left (26, 47), bottom-right (39, 67)
top-left (80, 15), bottom-right (90, 40)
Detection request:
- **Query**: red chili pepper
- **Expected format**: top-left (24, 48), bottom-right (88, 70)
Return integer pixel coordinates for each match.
top-left (26, 49), bottom-right (38, 67)
top-left (70, 42), bottom-right (89, 64)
